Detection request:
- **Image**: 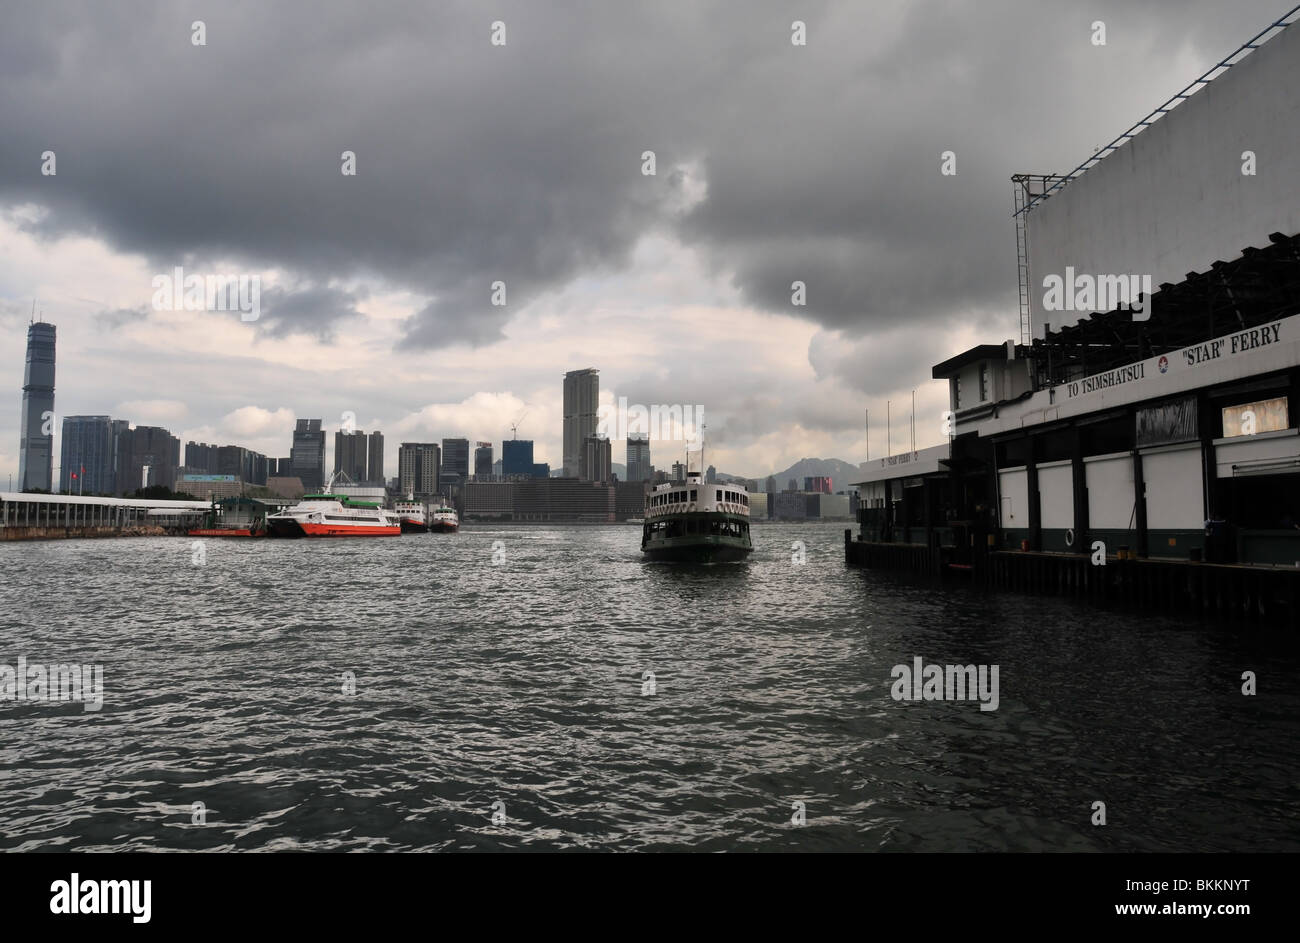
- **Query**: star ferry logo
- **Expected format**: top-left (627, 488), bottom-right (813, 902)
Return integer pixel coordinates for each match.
top-left (1158, 355), bottom-right (1168, 374)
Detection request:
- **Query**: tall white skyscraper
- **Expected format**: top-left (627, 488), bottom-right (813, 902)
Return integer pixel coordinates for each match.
top-left (18, 321), bottom-right (56, 492)
top-left (562, 368), bottom-right (599, 478)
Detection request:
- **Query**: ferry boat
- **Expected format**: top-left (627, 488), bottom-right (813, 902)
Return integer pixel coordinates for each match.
top-left (642, 472), bottom-right (752, 562)
top-left (428, 505), bottom-right (459, 533)
top-left (266, 493), bottom-right (401, 538)
top-left (393, 499), bottom-right (428, 533)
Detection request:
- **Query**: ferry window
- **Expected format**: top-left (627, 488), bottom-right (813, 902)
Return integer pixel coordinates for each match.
top-left (690, 489), bottom-right (697, 501)
top-left (716, 489), bottom-right (723, 501)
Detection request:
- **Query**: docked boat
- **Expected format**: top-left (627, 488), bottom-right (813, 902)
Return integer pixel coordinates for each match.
top-left (642, 472), bottom-right (753, 562)
top-left (393, 499), bottom-right (428, 533)
top-left (266, 493), bottom-right (401, 538)
top-left (428, 504), bottom-right (459, 533)
top-left (187, 499), bottom-right (267, 537)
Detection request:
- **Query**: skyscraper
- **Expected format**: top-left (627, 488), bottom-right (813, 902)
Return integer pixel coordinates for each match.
top-left (18, 321), bottom-right (56, 491)
top-left (110, 420), bottom-right (132, 495)
top-left (580, 435), bottom-right (612, 483)
top-left (291, 419), bottom-right (326, 492)
top-left (625, 434), bottom-right (651, 482)
top-left (440, 437), bottom-right (469, 483)
top-left (367, 432), bottom-right (384, 485)
top-left (334, 429), bottom-right (368, 482)
top-left (59, 416), bottom-right (113, 495)
top-left (562, 368), bottom-right (599, 478)
top-left (128, 425), bottom-right (181, 491)
top-left (398, 442), bottom-right (440, 497)
top-left (185, 441), bottom-right (220, 474)
top-left (502, 439), bottom-right (534, 477)
top-left (474, 441), bottom-right (493, 478)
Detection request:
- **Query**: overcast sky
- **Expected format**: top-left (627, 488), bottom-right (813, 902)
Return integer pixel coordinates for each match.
top-left (1, 0), bottom-right (1292, 483)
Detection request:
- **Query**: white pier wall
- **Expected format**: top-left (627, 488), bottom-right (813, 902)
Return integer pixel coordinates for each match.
top-left (1028, 22), bottom-right (1300, 337)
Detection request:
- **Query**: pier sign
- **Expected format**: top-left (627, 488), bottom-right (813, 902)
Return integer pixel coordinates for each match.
top-left (881, 451), bottom-right (920, 467)
top-left (1066, 362), bottom-right (1145, 398)
top-left (1062, 314), bottom-right (1295, 402)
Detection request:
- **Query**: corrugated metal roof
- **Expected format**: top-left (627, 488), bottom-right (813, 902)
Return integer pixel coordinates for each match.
top-left (0, 492), bottom-right (211, 509)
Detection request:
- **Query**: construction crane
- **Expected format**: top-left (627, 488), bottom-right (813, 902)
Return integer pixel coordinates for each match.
top-left (510, 409), bottom-right (528, 440)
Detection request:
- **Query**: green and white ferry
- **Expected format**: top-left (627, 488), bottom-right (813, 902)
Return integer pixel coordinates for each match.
top-left (641, 472), bottom-right (753, 562)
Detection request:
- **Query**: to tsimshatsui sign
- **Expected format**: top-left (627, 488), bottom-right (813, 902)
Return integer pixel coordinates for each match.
top-left (1062, 316), bottom-right (1294, 401)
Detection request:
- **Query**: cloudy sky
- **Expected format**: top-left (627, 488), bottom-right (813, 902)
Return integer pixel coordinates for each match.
top-left (1, 0), bottom-right (1291, 484)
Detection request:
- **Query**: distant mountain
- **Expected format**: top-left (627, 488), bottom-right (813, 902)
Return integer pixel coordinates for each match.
top-left (619, 457), bottom-right (862, 490)
top-left (763, 457), bottom-right (864, 491)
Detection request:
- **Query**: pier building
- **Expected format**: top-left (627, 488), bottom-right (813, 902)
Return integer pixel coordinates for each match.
top-left (848, 10), bottom-right (1300, 624)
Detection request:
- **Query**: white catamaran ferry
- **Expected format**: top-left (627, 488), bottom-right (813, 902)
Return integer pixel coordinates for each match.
top-left (266, 476), bottom-right (400, 538)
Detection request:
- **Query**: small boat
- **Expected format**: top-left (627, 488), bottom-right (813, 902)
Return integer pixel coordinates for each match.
top-left (393, 499), bottom-right (428, 533)
top-left (187, 501), bottom-right (266, 537)
top-left (642, 472), bottom-right (753, 562)
top-left (428, 505), bottom-right (459, 533)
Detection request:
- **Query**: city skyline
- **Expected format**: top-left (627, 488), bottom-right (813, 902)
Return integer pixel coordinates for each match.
top-left (8, 319), bottom-right (858, 491)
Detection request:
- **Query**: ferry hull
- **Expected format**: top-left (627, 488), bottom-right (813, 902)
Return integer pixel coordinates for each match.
top-left (298, 521), bottom-right (400, 537)
top-left (266, 517), bottom-right (305, 539)
top-left (428, 522), bottom-right (459, 533)
top-left (399, 520), bottom-right (428, 533)
top-left (642, 535), bottom-right (752, 563)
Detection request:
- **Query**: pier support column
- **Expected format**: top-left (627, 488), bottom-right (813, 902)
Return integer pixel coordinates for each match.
top-left (900, 483), bottom-right (914, 545)
top-left (1133, 449), bottom-right (1149, 559)
top-left (1026, 457), bottom-right (1041, 552)
top-left (883, 478), bottom-right (894, 543)
top-left (1071, 430), bottom-right (1089, 554)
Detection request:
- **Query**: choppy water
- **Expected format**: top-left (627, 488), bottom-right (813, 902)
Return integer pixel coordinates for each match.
top-left (1, 522), bottom-right (1296, 852)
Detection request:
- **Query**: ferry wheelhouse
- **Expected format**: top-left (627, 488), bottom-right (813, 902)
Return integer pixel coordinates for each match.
top-left (642, 472), bottom-right (753, 562)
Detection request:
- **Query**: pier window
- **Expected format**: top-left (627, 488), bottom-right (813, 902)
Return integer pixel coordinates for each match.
top-left (690, 489), bottom-right (697, 501)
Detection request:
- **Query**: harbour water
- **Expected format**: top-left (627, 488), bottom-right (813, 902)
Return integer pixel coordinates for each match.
top-left (1, 521), bottom-right (1296, 852)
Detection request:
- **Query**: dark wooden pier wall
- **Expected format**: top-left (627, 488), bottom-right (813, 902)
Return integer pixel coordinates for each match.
top-left (844, 530), bottom-right (1300, 628)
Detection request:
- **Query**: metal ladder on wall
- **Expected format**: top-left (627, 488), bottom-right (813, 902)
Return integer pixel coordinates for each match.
top-left (1011, 174), bottom-right (1064, 346)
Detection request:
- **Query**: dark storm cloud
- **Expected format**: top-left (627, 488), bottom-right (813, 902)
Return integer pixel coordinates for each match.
top-left (0, 0), bottom-right (1289, 360)
top-left (255, 284), bottom-right (366, 340)
top-left (93, 305), bottom-right (149, 330)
